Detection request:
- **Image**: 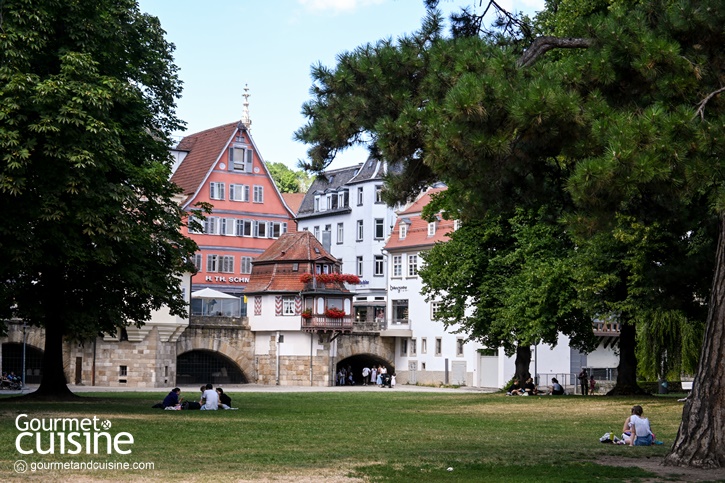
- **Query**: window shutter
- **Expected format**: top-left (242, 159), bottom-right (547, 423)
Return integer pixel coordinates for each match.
top-left (245, 149), bottom-right (253, 172)
top-left (275, 295), bottom-right (282, 316)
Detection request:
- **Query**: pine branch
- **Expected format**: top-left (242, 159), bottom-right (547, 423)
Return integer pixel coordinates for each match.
top-left (517, 36), bottom-right (592, 68)
top-left (693, 86), bottom-right (725, 120)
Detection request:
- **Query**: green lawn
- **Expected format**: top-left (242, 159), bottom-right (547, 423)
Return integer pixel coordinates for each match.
top-left (0, 391), bottom-right (692, 481)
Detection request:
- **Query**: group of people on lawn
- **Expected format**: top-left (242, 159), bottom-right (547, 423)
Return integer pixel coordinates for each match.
top-left (507, 370), bottom-right (597, 396)
top-left (160, 384), bottom-right (233, 410)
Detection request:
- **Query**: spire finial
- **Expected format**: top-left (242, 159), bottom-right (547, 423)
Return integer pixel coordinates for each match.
top-left (241, 84), bottom-right (252, 130)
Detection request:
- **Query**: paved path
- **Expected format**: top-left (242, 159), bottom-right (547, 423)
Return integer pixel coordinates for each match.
top-left (5, 384), bottom-right (499, 394)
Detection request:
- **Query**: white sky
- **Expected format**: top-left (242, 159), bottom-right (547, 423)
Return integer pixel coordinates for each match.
top-left (138, 0), bottom-right (546, 170)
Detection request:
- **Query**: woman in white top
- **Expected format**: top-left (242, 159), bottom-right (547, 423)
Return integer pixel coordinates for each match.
top-left (628, 405), bottom-right (654, 446)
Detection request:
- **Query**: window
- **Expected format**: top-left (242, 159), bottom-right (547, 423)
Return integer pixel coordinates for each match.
top-left (282, 296), bottom-right (296, 316)
top-left (435, 337), bottom-right (442, 356)
top-left (338, 191), bottom-right (348, 208)
top-left (220, 218), bottom-right (235, 236)
top-left (236, 219), bottom-right (252, 237)
top-left (356, 220), bottom-right (364, 241)
top-left (356, 256), bottom-right (363, 277)
top-left (399, 224), bottom-right (407, 239)
top-left (188, 215), bottom-right (203, 234)
top-left (421, 338), bottom-right (427, 354)
top-left (375, 185), bottom-right (383, 203)
top-left (314, 196), bottom-right (320, 212)
top-left (221, 255), bottom-right (234, 273)
top-left (313, 226), bottom-right (320, 241)
top-left (119, 365), bottom-right (127, 376)
top-left (456, 338), bottom-right (465, 357)
top-left (204, 217), bottom-right (218, 235)
top-left (326, 196), bottom-right (332, 210)
top-left (253, 185), bottom-right (264, 203)
top-left (408, 254), bottom-right (418, 277)
top-left (229, 146), bottom-right (252, 172)
top-left (254, 220), bottom-right (267, 238)
top-left (193, 254), bottom-right (203, 272)
top-left (400, 338), bottom-right (408, 356)
top-left (454, 219), bottom-right (461, 231)
top-left (210, 182), bottom-right (225, 200)
top-left (230, 184), bottom-right (249, 202)
top-left (411, 338), bottom-right (417, 356)
top-left (374, 218), bottom-right (384, 239)
top-left (240, 256), bottom-right (252, 274)
top-left (206, 254), bottom-right (219, 272)
top-left (357, 186), bottom-right (364, 206)
top-left (270, 222), bottom-right (287, 238)
top-left (374, 255), bottom-right (384, 276)
top-left (337, 223), bottom-right (344, 244)
top-left (392, 255), bottom-right (402, 277)
top-left (392, 299), bottom-right (408, 324)
top-left (431, 301), bottom-right (442, 319)
top-left (428, 221), bottom-right (436, 236)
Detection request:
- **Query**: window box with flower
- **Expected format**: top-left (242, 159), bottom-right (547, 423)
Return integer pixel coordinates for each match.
top-left (325, 307), bottom-right (346, 319)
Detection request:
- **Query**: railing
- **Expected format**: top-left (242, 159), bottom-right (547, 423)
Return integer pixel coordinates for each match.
top-left (593, 320), bottom-right (620, 335)
top-left (301, 315), bottom-right (353, 331)
top-left (301, 281), bottom-right (348, 292)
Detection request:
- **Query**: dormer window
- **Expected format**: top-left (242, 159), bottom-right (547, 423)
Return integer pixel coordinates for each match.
top-left (427, 221), bottom-right (436, 236)
top-left (399, 224), bottom-right (407, 239)
top-left (454, 219), bottom-right (461, 231)
top-left (229, 146), bottom-right (253, 172)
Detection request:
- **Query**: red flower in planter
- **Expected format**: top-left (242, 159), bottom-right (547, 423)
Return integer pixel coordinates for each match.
top-left (299, 273), bottom-right (313, 283)
top-left (301, 308), bottom-right (313, 319)
top-left (325, 308), bottom-right (346, 318)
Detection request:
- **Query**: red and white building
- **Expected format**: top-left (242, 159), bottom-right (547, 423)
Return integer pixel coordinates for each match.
top-left (170, 99), bottom-right (295, 306)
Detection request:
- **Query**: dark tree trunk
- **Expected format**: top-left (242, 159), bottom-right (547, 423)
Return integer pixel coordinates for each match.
top-left (664, 215), bottom-right (725, 469)
top-left (514, 344), bottom-right (532, 383)
top-left (606, 321), bottom-right (646, 395)
top-left (32, 315), bottom-right (76, 399)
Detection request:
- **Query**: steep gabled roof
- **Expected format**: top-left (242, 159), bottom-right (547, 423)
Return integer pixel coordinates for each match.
top-left (244, 231), bottom-right (339, 293)
top-left (170, 122), bottom-right (238, 205)
top-left (282, 192), bottom-right (305, 215)
top-left (385, 185), bottom-right (453, 251)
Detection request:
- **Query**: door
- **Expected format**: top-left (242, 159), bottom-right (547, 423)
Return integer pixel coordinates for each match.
top-left (451, 361), bottom-right (467, 386)
top-left (75, 357), bottom-right (82, 385)
top-left (408, 361), bottom-right (417, 385)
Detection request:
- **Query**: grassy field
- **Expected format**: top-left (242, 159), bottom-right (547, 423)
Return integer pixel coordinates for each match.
top-left (0, 390), bottom-right (704, 482)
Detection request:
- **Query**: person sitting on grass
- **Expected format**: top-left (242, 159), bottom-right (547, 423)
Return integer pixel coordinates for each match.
top-left (628, 405), bottom-right (655, 446)
top-left (550, 378), bottom-right (565, 395)
top-left (200, 383), bottom-right (219, 410)
top-left (523, 377), bottom-right (538, 396)
top-left (162, 387), bottom-right (182, 408)
top-left (507, 378), bottom-right (524, 396)
top-left (216, 387), bottom-right (232, 409)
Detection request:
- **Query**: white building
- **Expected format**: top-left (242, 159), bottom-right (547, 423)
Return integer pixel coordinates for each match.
top-left (296, 158), bottom-right (398, 331)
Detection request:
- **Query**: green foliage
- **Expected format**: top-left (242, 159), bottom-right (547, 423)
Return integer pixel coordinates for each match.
top-left (0, 1), bottom-right (196, 351)
top-left (265, 161), bottom-right (310, 193)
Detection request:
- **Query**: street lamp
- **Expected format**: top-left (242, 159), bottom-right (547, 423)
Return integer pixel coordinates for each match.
top-left (22, 321), bottom-right (27, 392)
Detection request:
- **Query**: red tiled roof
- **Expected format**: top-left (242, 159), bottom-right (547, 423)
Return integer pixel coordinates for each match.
top-left (385, 186), bottom-right (453, 251)
top-left (170, 122), bottom-right (238, 205)
top-left (282, 192), bottom-right (305, 215)
top-left (245, 231), bottom-right (340, 293)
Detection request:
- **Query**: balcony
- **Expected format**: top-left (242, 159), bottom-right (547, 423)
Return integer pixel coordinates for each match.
top-left (301, 315), bottom-right (353, 333)
top-left (593, 320), bottom-right (620, 348)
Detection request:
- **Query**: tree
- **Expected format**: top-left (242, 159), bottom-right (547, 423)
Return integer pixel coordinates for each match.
top-left (0, 0), bottom-right (197, 398)
top-left (297, 0), bottom-right (725, 467)
top-left (420, 205), bottom-right (596, 383)
top-left (266, 161), bottom-right (311, 193)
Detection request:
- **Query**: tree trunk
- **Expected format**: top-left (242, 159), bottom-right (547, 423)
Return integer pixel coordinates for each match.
top-left (514, 344), bottom-right (532, 383)
top-left (32, 315), bottom-right (76, 399)
top-left (664, 215), bottom-right (725, 469)
top-left (606, 321), bottom-right (646, 395)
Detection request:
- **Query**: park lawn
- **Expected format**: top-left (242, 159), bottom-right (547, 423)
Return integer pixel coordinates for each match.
top-left (0, 391), bottom-right (687, 482)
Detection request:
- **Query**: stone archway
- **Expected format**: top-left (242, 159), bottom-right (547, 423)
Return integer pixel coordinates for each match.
top-left (176, 324), bottom-right (255, 384)
top-left (176, 349), bottom-right (248, 386)
top-left (2, 342), bottom-right (44, 384)
top-left (336, 352), bottom-right (395, 386)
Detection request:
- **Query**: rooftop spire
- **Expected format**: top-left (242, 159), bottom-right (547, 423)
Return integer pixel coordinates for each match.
top-left (241, 84), bottom-right (252, 130)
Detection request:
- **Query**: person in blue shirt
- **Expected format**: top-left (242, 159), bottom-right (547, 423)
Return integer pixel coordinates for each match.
top-left (162, 388), bottom-right (181, 408)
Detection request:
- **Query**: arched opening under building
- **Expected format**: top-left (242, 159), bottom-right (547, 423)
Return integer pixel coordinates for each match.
top-left (336, 353), bottom-right (394, 386)
top-left (2, 342), bottom-right (44, 384)
top-left (176, 350), bottom-right (247, 385)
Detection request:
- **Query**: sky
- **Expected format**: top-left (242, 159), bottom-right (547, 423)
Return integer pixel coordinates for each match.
top-left (138, 0), bottom-right (546, 170)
